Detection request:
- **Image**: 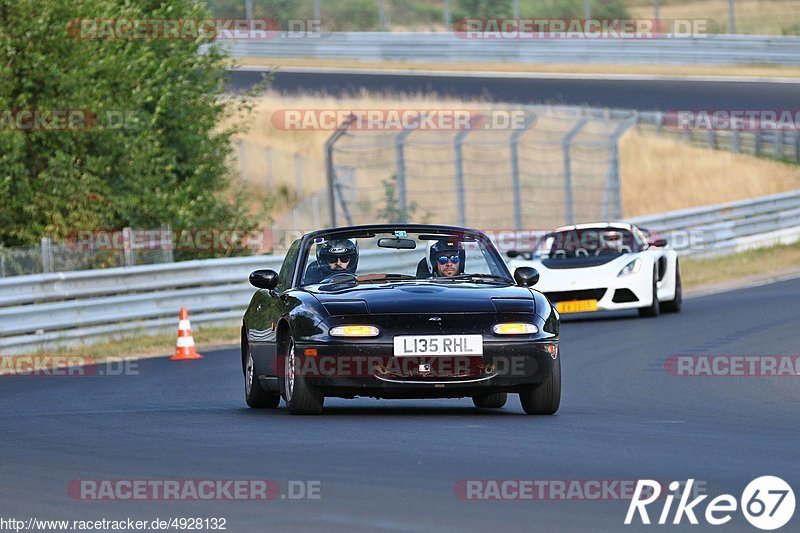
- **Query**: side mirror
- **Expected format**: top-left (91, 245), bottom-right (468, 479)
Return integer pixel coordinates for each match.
top-left (514, 267), bottom-right (539, 287)
top-left (249, 269), bottom-right (279, 290)
top-left (649, 239), bottom-right (668, 247)
top-left (506, 250), bottom-right (520, 258)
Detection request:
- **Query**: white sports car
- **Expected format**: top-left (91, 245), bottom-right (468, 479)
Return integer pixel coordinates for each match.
top-left (505, 223), bottom-right (681, 317)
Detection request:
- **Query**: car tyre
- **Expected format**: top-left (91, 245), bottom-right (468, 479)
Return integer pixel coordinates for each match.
top-left (638, 268), bottom-right (660, 318)
top-left (660, 263), bottom-right (682, 314)
top-left (519, 358), bottom-right (561, 415)
top-left (244, 331), bottom-right (280, 409)
top-left (283, 337), bottom-right (324, 415)
top-left (472, 392), bottom-right (508, 409)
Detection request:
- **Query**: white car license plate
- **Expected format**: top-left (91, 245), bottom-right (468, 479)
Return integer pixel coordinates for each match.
top-left (393, 335), bottom-right (483, 356)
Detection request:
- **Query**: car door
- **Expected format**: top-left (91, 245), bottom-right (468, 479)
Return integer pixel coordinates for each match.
top-left (249, 239), bottom-right (301, 381)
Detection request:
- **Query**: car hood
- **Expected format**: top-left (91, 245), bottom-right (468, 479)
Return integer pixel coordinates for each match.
top-left (304, 282), bottom-right (535, 315)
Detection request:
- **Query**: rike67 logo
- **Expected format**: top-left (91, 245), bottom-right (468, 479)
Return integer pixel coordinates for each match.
top-left (626, 477), bottom-right (795, 530)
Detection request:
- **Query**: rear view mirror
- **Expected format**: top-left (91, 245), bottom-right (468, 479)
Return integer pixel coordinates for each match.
top-left (377, 237), bottom-right (416, 249)
top-left (514, 267), bottom-right (539, 287)
top-left (249, 269), bottom-right (279, 289)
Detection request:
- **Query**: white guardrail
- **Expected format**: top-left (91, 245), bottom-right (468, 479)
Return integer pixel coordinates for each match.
top-left (223, 32), bottom-right (800, 66)
top-left (2, 190), bottom-right (799, 354)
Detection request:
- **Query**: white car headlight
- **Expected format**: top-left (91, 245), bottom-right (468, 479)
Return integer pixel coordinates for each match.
top-left (617, 258), bottom-right (642, 277)
top-left (492, 323), bottom-right (538, 335)
top-left (329, 325), bottom-right (380, 337)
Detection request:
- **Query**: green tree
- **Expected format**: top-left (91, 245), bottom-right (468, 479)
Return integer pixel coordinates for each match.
top-left (0, 0), bottom-right (264, 256)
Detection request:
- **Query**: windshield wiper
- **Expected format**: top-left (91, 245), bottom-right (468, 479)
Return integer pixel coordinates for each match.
top-left (355, 273), bottom-right (417, 284)
top-left (445, 274), bottom-right (513, 283)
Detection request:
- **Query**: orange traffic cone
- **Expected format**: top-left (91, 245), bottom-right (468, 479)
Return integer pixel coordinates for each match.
top-left (170, 306), bottom-right (203, 360)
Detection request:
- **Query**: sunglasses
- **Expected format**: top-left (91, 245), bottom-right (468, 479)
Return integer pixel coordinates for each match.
top-left (436, 255), bottom-right (460, 265)
top-left (328, 257), bottom-right (351, 264)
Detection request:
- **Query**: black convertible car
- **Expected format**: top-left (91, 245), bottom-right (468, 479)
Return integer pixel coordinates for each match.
top-left (242, 224), bottom-right (560, 415)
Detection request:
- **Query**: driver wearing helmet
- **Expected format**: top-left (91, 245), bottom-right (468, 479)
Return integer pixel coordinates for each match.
top-left (304, 239), bottom-right (359, 284)
top-left (416, 239), bottom-right (465, 278)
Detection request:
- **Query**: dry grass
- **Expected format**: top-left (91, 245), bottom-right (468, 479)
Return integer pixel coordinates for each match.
top-left (235, 58), bottom-right (800, 79)
top-left (628, 0), bottom-right (800, 36)
top-left (682, 240), bottom-right (800, 290)
top-left (1, 324), bottom-right (241, 374)
top-left (620, 130), bottom-right (800, 216)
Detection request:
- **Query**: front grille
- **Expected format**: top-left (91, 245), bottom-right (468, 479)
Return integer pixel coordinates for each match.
top-left (545, 289), bottom-right (607, 303)
top-left (612, 289), bottom-right (639, 303)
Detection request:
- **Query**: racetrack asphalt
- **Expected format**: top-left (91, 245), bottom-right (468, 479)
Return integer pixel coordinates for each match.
top-left (1, 278), bottom-right (799, 532)
top-left (228, 69), bottom-right (800, 111)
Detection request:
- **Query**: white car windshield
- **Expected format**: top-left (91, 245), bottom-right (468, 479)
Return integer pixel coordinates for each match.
top-left (535, 228), bottom-right (640, 259)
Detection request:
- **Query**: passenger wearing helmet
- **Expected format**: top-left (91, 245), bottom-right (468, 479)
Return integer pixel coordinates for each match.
top-left (416, 239), bottom-right (465, 278)
top-left (304, 239), bottom-right (359, 283)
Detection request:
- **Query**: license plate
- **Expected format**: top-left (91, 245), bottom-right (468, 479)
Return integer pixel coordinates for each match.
top-left (557, 299), bottom-right (598, 314)
top-left (393, 335), bottom-right (483, 356)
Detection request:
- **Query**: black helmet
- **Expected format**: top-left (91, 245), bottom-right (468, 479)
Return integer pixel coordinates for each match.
top-left (317, 239), bottom-right (358, 274)
top-left (427, 239), bottom-right (465, 276)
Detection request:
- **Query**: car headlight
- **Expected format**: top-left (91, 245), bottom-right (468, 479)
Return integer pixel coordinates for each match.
top-left (617, 258), bottom-right (642, 277)
top-left (329, 325), bottom-right (380, 337)
top-left (492, 323), bottom-right (538, 335)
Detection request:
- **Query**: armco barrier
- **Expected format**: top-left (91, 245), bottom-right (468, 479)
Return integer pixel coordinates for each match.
top-left (1, 192), bottom-right (799, 354)
top-left (222, 33), bottom-right (800, 66)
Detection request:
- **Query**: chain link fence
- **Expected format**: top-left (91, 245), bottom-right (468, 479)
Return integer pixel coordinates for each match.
top-left (323, 107), bottom-right (635, 231)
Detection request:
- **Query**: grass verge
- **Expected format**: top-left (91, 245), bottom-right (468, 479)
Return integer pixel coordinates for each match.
top-left (682, 239), bottom-right (800, 291)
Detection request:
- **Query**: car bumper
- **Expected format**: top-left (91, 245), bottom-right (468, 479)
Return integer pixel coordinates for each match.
top-left (289, 339), bottom-right (558, 398)
top-left (541, 276), bottom-right (654, 313)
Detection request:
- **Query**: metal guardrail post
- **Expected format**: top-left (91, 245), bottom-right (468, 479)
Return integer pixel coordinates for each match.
top-left (795, 131), bottom-right (800, 163)
top-left (562, 118), bottom-right (589, 225)
top-left (707, 129), bottom-right (716, 150)
top-left (775, 131), bottom-right (783, 159)
top-left (510, 113), bottom-right (537, 231)
top-left (325, 114), bottom-right (356, 227)
top-left (395, 128), bottom-right (413, 223)
top-left (40, 238), bottom-right (52, 274)
top-left (754, 130), bottom-right (762, 156)
top-left (454, 115), bottom-right (483, 227)
top-left (608, 117), bottom-right (637, 220)
top-left (732, 130), bottom-right (741, 153)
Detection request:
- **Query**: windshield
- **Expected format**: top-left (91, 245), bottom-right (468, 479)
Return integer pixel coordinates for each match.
top-left (535, 228), bottom-right (640, 259)
top-left (298, 229), bottom-right (511, 286)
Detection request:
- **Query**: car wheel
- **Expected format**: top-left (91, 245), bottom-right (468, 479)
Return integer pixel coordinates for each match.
top-left (660, 263), bottom-right (682, 313)
top-left (244, 335), bottom-right (280, 409)
top-left (472, 392), bottom-right (508, 409)
top-left (519, 358), bottom-right (561, 415)
top-left (638, 268), bottom-right (660, 318)
top-left (284, 338), bottom-right (324, 415)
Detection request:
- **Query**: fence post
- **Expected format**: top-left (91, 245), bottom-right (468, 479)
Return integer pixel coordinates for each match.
top-left (239, 139), bottom-right (247, 184)
top-left (732, 129), bottom-right (741, 153)
top-left (754, 130), bottom-right (762, 156)
top-left (311, 193), bottom-right (320, 229)
top-left (562, 118), bottom-right (589, 225)
top-left (655, 111), bottom-right (663, 135)
top-left (122, 228), bottom-right (135, 267)
top-left (324, 114), bottom-right (356, 227)
top-left (395, 128), bottom-right (414, 223)
top-left (453, 115), bottom-right (482, 227)
top-left (775, 130), bottom-right (783, 159)
top-left (294, 152), bottom-right (302, 201)
top-left (707, 129), bottom-right (716, 150)
top-left (795, 131), bottom-right (800, 163)
top-left (265, 146), bottom-right (273, 189)
top-left (607, 117), bottom-right (637, 220)
top-left (510, 113), bottom-right (537, 231)
top-left (682, 127), bottom-right (691, 144)
top-left (40, 237), bottom-right (53, 273)
top-left (0, 254), bottom-right (5, 278)
top-left (162, 224), bottom-right (173, 263)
